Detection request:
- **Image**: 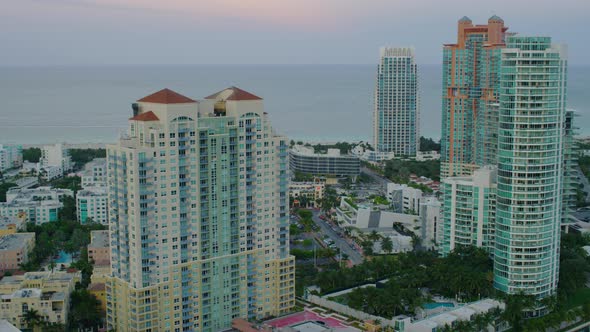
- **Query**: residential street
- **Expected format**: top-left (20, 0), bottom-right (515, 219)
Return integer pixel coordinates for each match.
top-left (310, 209), bottom-right (364, 265)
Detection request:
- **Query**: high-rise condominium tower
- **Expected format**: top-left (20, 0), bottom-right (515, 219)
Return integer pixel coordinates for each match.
top-left (441, 16), bottom-right (507, 178)
top-left (494, 36), bottom-right (568, 298)
top-left (106, 88), bottom-right (295, 332)
top-left (373, 47), bottom-right (419, 156)
top-left (440, 17), bottom-right (573, 301)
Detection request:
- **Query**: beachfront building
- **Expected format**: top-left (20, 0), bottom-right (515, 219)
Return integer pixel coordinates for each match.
top-left (289, 145), bottom-right (360, 178)
top-left (81, 158), bottom-right (107, 187)
top-left (0, 145), bottom-right (23, 172)
top-left (493, 36), bottom-right (569, 298)
top-left (76, 187), bottom-right (108, 225)
top-left (40, 144), bottom-right (72, 179)
top-left (106, 87), bottom-right (295, 332)
top-left (440, 16), bottom-right (508, 178)
top-left (441, 166), bottom-right (497, 256)
top-left (0, 187), bottom-right (73, 224)
top-left (0, 233), bottom-right (35, 272)
top-left (373, 47), bottom-right (419, 157)
top-left (0, 271), bottom-right (80, 329)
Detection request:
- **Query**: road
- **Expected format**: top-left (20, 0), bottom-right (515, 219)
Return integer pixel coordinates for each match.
top-left (361, 166), bottom-right (392, 192)
top-left (310, 210), bottom-right (364, 265)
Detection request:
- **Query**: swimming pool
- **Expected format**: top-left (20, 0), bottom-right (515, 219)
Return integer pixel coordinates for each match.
top-left (423, 302), bottom-right (454, 310)
top-left (55, 251), bottom-right (73, 264)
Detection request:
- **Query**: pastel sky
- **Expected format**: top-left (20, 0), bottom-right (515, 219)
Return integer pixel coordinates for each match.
top-left (2, 0), bottom-right (589, 65)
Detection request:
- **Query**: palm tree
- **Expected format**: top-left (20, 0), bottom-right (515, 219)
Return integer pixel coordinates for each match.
top-left (23, 309), bottom-right (43, 332)
top-left (368, 230), bottom-right (381, 242)
top-left (502, 292), bottom-right (535, 332)
top-left (381, 236), bottom-right (393, 254)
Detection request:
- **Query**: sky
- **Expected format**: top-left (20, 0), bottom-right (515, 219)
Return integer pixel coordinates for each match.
top-left (1, 0), bottom-right (589, 66)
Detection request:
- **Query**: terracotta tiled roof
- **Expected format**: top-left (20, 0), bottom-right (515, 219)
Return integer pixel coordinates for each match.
top-left (129, 111), bottom-right (159, 121)
top-left (138, 88), bottom-right (196, 104)
top-left (205, 86), bottom-right (262, 101)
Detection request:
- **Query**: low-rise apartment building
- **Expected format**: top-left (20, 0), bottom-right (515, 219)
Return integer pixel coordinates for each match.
top-left (0, 215), bottom-right (27, 237)
top-left (0, 271), bottom-right (80, 329)
top-left (88, 230), bottom-right (110, 266)
top-left (289, 181), bottom-right (325, 208)
top-left (0, 233), bottom-right (35, 272)
top-left (0, 187), bottom-right (73, 224)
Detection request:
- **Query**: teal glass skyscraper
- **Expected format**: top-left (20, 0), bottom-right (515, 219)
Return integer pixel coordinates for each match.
top-left (373, 47), bottom-right (419, 157)
top-left (494, 36), bottom-right (568, 298)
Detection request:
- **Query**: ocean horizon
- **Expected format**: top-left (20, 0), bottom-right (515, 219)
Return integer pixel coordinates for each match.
top-left (0, 64), bottom-right (588, 145)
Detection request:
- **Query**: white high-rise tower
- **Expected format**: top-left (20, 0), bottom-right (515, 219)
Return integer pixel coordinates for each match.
top-left (373, 47), bottom-right (419, 156)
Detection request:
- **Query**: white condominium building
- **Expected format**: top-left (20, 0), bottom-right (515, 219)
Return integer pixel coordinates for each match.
top-left (387, 182), bottom-right (423, 214)
top-left (40, 144), bottom-right (72, 177)
top-left (0, 145), bottom-right (23, 172)
top-left (373, 47), bottom-right (419, 156)
top-left (0, 187), bottom-right (73, 224)
top-left (106, 87), bottom-right (294, 332)
top-left (81, 158), bottom-right (107, 187)
top-left (76, 186), bottom-right (108, 225)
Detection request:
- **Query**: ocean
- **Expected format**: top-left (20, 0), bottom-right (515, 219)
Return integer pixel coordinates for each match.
top-left (0, 64), bottom-right (588, 145)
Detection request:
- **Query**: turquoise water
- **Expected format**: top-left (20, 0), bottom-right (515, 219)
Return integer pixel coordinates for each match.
top-left (55, 250), bottom-right (73, 264)
top-left (0, 65), bottom-right (588, 144)
top-left (423, 302), bottom-right (454, 310)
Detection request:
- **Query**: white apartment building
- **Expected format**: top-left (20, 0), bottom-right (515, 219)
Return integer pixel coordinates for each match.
top-left (40, 144), bottom-right (72, 178)
top-left (350, 144), bottom-right (395, 162)
top-left (0, 145), bottom-right (23, 172)
top-left (441, 166), bottom-right (497, 256)
top-left (0, 187), bottom-right (73, 224)
top-left (373, 47), bottom-right (419, 156)
top-left (106, 87), bottom-right (294, 332)
top-left (81, 158), bottom-right (107, 187)
top-left (76, 186), bottom-right (108, 225)
top-left (387, 183), bottom-right (423, 214)
top-left (416, 150), bottom-right (440, 161)
top-left (419, 197), bottom-right (442, 250)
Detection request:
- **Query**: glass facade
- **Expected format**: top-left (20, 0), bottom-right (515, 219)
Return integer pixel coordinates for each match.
top-left (493, 36), bottom-right (567, 298)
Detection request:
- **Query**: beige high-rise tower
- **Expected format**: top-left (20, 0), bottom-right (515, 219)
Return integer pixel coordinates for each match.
top-left (106, 88), bottom-right (295, 332)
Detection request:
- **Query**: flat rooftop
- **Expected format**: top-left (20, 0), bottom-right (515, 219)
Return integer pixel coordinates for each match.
top-left (0, 216), bottom-right (24, 229)
top-left (0, 233), bottom-right (34, 250)
top-left (77, 187), bottom-right (108, 197)
top-left (89, 230), bottom-right (109, 249)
